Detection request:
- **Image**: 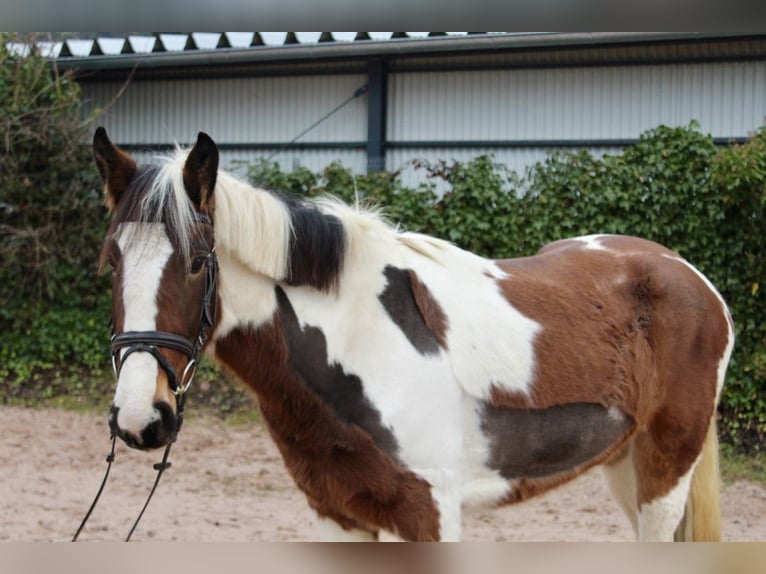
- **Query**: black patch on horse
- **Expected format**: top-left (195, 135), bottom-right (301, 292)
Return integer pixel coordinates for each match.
top-left (480, 402), bottom-right (634, 479)
top-left (275, 286), bottom-right (400, 459)
top-left (279, 195), bottom-right (345, 292)
top-left (378, 265), bottom-right (442, 356)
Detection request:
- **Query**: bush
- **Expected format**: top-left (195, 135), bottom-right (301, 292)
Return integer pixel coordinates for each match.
top-left (0, 35), bottom-right (256, 413)
top-left (0, 34), bottom-right (109, 399)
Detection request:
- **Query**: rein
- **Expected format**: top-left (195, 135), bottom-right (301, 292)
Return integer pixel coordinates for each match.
top-left (72, 222), bottom-right (218, 542)
top-left (71, 395), bottom-right (186, 542)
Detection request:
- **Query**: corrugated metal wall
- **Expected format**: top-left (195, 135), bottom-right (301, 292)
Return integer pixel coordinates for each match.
top-left (81, 74), bottom-right (368, 173)
top-left (80, 60), bottom-right (766, 187)
top-left (387, 62), bottom-right (766, 142)
top-left (386, 61), bottom-right (765, 188)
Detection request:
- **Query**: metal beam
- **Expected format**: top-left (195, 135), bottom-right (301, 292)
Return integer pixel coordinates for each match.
top-left (115, 136), bottom-right (748, 154)
top-left (366, 59), bottom-right (387, 173)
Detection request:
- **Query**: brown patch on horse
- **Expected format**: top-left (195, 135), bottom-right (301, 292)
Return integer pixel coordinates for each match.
top-left (214, 314), bottom-right (441, 541)
top-left (275, 287), bottom-right (400, 458)
top-left (492, 249), bottom-right (654, 418)
top-left (493, 235), bottom-right (731, 505)
top-left (379, 266), bottom-right (448, 355)
top-left (408, 269), bottom-right (449, 350)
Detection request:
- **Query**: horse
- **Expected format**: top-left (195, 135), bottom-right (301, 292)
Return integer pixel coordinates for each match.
top-left (92, 127), bottom-right (734, 542)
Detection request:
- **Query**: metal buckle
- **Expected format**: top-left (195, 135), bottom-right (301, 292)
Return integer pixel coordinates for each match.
top-left (174, 359), bottom-right (198, 397)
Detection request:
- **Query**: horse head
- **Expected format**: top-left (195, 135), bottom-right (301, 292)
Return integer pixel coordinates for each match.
top-left (94, 127), bottom-right (219, 449)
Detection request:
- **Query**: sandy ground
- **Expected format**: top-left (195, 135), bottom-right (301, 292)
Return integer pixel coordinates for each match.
top-left (1, 405), bottom-right (764, 542)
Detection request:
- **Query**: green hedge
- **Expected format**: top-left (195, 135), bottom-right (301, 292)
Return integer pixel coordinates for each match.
top-left (248, 123), bottom-right (765, 452)
top-left (0, 39), bottom-right (762, 451)
top-left (1, 34), bottom-right (109, 397)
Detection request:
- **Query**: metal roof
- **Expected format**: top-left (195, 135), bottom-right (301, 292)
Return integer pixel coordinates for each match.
top-left (9, 32), bottom-right (760, 73)
top-left (10, 32), bottom-right (480, 59)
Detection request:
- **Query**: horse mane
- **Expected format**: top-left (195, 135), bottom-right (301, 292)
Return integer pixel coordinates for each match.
top-left (100, 153), bottom-right (201, 271)
top-left (120, 146), bottom-right (450, 290)
top-left (142, 148), bottom-right (200, 262)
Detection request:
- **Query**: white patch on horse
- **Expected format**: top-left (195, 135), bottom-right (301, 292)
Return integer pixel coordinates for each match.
top-left (637, 457), bottom-right (698, 541)
top-left (282, 274), bottom-right (464, 482)
top-left (278, 220), bottom-right (463, 504)
top-left (485, 261), bottom-right (510, 280)
top-left (212, 250), bottom-right (280, 340)
top-left (602, 445), bottom-right (639, 535)
top-left (460, 396), bottom-right (511, 509)
top-left (282, 225), bottom-right (538, 521)
top-left (399, 239), bottom-right (541, 400)
top-left (576, 234), bottom-right (611, 251)
top-left (607, 405), bottom-right (625, 422)
top-left (112, 222), bottom-right (173, 435)
top-left (316, 516), bottom-right (377, 541)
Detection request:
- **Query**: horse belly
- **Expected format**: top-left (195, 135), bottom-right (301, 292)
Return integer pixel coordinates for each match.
top-left (466, 401), bottom-right (635, 506)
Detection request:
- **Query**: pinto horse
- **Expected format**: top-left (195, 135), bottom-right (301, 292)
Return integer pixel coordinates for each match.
top-left (93, 127), bottom-right (734, 542)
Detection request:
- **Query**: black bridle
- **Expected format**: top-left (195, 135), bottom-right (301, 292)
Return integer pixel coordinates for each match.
top-left (73, 215), bottom-right (219, 542)
top-left (110, 244), bottom-right (219, 397)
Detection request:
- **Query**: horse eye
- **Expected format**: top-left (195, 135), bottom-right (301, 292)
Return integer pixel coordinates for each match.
top-left (190, 255), bottom-right (206, 274)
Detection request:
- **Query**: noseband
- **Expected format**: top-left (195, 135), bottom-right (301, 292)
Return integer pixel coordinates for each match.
top-left (110, 219), bottom-right (218, 397)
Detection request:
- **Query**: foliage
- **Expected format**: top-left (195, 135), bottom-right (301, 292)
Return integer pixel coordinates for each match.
top-left (0, 33), bottom-right (110, 395)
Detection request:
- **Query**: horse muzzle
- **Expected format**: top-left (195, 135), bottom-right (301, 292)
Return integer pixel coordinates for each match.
top-left (109, 402), bottom-right (177, 450)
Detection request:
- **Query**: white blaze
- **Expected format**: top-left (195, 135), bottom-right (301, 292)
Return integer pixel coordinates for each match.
top-left (112, 223), bottom-right (174, 435)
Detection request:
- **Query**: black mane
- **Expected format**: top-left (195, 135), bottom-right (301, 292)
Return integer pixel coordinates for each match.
top-left (279, 194), bottom-right (346, 292)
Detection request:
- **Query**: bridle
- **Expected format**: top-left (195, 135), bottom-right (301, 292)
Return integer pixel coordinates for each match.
top-left (73, 212), bottom-right (218, 542)
top-left (110, 233), bottom-right (219, 398)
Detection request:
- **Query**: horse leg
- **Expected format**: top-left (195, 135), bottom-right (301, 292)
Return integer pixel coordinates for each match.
top-left (631, 411), bottom-right (720, 542)
top-left (635, 463), bottom-right (696, 541)
top-left (602, 409), bottom-right (721, 542)
top-left (431, 488), bottom-right (462, 541)
top-left (603, 437), bottom-right (693, 541)
top-left (601, 444), bottom-right (639, 536)
top-left (316, 515), bottom-right (379, 541)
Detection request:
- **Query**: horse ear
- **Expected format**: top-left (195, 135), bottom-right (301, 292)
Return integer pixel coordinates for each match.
top-left (93, 127), bottom-right (137, 211)
top-left (183, 132), bottom-right (219, 215)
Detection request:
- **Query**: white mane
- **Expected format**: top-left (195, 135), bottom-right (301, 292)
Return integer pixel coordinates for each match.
top-left (213, 170), bottom-right (293, 281)
top-left (142, 146), bottom-right (451, 284)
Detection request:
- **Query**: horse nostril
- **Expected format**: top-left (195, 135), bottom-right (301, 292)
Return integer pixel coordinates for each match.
top-left (108, 403), bottom-right (176, 450)
top-left (139, 401), bottom-right (177, 450)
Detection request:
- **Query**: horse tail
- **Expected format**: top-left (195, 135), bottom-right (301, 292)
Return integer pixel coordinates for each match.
top-left (674, 416), bottom-right (722, 541)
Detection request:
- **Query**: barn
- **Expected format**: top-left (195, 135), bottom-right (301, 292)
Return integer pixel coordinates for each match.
top-left (49, 32), bottom-right (766, 187)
